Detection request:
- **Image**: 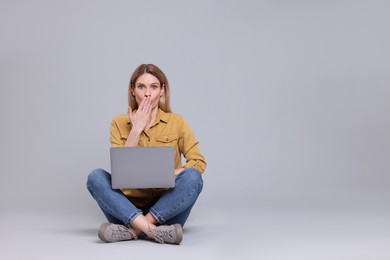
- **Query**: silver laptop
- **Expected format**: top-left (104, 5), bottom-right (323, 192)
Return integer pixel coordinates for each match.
top-left (110, 146), bottom-right (175, 189)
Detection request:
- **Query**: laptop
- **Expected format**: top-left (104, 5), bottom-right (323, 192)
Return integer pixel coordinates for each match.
top-left (110, 146), bottom-right (175, 189)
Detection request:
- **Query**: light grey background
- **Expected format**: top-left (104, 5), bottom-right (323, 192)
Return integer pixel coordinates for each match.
top-left (1, 1), bottom-right (390, 259)
top-left (1, 0), bottom-right (389, 212)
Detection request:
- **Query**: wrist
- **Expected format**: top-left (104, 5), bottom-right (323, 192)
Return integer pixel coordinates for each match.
top-left (130, 124), bottom-right (144, 135)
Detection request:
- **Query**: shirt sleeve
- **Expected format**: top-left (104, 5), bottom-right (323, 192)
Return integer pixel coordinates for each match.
top-left (178, 117), bottom-right (207, 173)
top-left (110, 119), bottom-right (124, 147)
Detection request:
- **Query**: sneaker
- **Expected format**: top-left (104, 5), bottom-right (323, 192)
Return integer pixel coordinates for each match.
top-left (98, 223), bottom-right (138, 243)
top-left (151, 224), bottom-right (183, 244)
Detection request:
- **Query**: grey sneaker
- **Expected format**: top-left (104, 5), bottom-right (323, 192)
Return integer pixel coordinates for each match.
top-left (151, 224), bottom-right (183, 244)
top-left (98, 223), bottom-right (138, 243)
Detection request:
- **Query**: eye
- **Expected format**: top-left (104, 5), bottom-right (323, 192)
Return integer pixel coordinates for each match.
top-left (137, 85), bottom-right (144, 89)
top-left (151, 85), bottom-right (159, 90)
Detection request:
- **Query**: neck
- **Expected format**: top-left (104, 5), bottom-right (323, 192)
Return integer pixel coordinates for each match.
top-left (150, 106), bottom-right (159, 120)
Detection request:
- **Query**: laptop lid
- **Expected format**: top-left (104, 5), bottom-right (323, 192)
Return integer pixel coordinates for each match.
top-left (110, 146), bottom-right (175, 189)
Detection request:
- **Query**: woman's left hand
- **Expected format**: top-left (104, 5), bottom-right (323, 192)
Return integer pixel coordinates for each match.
top-left (174, 168), bottom-right (185, 176)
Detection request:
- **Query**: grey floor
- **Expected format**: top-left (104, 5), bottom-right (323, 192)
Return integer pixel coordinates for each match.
top-left (2, 205), bottom-right (390, 260)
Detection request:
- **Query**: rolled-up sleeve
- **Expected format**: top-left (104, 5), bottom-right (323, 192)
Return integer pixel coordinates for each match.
top-left (110, 115), bottom-right (129, 147)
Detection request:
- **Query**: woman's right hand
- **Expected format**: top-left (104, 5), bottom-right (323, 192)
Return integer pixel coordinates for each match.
top-left (128, 96), bottom-right (152, 134)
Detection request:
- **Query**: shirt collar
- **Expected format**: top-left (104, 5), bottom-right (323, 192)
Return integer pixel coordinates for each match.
top-left (152, 108), bottom-right (169, 126)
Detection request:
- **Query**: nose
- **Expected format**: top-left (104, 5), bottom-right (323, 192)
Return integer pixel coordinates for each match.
top-left (144, 87), bottom-right (151, 97)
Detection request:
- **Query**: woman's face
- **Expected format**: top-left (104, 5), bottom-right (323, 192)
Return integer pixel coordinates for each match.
top-left (132, 73), bottom-right (164, 109)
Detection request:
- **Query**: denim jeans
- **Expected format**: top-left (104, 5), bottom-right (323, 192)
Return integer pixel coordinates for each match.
top-left (86, 167), bottom-right (203, 227)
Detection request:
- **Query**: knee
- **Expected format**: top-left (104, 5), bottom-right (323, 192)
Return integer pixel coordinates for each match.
top-left (179, 168), bottom-right (203, 192)
top-left (86, 168), bottom-right (110, 191)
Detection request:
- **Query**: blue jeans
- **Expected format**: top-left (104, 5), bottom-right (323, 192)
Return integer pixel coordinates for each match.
top-left (86, 168), bottom-right (203, 227)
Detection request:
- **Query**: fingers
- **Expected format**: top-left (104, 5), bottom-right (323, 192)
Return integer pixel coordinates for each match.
top-left (145, 97), bottom-right (152, 115)
top-left (128, 97), bottom-right (152, 131)
top-left (138, 97), bottom-right (147, 111)
top-left (139, 96), bottom-right (153, 111)
top-left (128, 106), bottom-right (133, 121)
top-left (131, 97), bottom-right (151, 120)
top-left (140, 96), bottom-right (152, 113)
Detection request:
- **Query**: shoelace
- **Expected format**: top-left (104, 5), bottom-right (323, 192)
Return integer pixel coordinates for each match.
top-left (110, 225), bottom-right (138, 240)
top-left (152, 229), bottom-right (174, 244)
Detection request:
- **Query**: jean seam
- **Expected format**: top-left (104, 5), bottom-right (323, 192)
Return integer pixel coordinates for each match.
top-left (128, 211), bottom-right (143, 225)
top-left (149, 208), bottom-right (165, 223)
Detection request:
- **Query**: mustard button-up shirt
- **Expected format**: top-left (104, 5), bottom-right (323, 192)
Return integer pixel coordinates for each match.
top-left (110, 108), bottom-right (206, 207)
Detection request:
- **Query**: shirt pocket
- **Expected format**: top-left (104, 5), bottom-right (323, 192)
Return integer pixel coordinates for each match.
top-left (120, 133), bottom-right (128, 141)
top-left (155, 134), bottom-right (178, 146)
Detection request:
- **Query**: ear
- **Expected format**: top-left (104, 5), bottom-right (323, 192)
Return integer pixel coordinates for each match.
top-left (129, 84), bottom-right (137, 96)
top-left (160, 84), bottom-right (165, 97)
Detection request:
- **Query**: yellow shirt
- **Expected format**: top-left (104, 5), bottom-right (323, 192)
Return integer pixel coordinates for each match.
top-left (110, 108), bottom-right (206, 207)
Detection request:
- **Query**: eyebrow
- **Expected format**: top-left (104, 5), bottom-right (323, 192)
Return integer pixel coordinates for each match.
top-left (135, 82), bottom-right (160, 85)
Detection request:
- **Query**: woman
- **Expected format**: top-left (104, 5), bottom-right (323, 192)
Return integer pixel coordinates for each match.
top-left (87, 64), bottom-right (206, 244)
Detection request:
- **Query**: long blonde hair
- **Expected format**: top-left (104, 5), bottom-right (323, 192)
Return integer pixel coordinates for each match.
top-left (128, 64), bottom-right (171, 112)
